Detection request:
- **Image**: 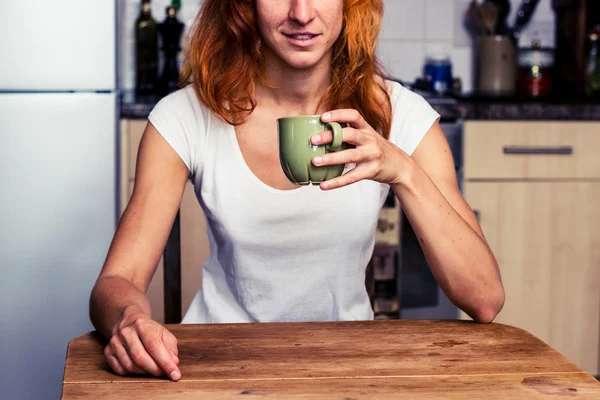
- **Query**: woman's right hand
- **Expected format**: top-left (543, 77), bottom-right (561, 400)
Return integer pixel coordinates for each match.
top-left (104, 305), bottom-right (181, 381)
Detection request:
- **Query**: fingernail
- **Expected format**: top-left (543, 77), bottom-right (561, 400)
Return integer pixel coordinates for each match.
top-left (313, 156), bottom-right (323, 165)
top-left (170, 370), bottom-right (181, 380)
top-left (312, 134), bottom-right (321, 144)
top-left (322, 113), bottom-right (331, 121)
top-left (321, 182), bottom-right (330, 189)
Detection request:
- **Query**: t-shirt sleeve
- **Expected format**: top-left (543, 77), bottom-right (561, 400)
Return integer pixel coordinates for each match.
top-left (387, 81), bottom-right (440, 156)
top-left (148, 86), bottom-right (205, 178)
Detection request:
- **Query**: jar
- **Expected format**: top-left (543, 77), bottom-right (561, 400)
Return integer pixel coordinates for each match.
top-left (517, 43), bottom-right (555, 98)
top-left (424, 54), bottom-right (453, 95)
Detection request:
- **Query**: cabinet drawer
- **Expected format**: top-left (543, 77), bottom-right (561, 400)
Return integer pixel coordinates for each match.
top-left (464, 121), bottom-right (600, 180)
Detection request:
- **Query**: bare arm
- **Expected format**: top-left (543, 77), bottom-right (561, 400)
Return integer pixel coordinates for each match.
top-left (391, 122), bottom-right (504, 323)
top-left (89, 122), bottom-right (189, 379)
top-left (313, 110), bottom-right (504, 323)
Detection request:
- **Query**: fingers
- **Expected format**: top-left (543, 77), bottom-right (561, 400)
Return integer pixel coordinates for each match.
top-left (106, 338), bottom-right (146, 375)
top-left (124, 332), bottom-right (165, 377)
top-left (321, 109), bottom-right (370, 130)
top-left (320, 168), bottom-right (366, 190)
top-left (311, 127), bottom-right (364, 146)
top-left (312, 146), bottom-right (383, 169)
top-left (162, 328), bottom-right (180, 364)
top-left (104, 320), bottom-right (181, 381)
top-left (104, 348), bottom-right (126, 376)
top-left (140, 328), bottom-right (181, 381)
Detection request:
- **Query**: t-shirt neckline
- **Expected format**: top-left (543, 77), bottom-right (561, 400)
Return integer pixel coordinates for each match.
top-left (225, 120), bottom-right (314, 196)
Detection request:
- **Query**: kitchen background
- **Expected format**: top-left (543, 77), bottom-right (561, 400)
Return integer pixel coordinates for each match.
top-left (119, 0), bottom-right (556, 93)
top-left (377, 0), bottom-right (555, 93)
top-left (1, 1), bottom-right (599, 400)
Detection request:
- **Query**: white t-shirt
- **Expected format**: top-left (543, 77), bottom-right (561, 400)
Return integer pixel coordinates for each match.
top-left (148, 80), bottom-right (440, 323)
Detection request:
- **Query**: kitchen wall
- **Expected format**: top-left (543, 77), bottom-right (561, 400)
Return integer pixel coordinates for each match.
top-left (119, 0), bottom-right (556, 94)
top-left (377, 0), bottom-right (556, 93)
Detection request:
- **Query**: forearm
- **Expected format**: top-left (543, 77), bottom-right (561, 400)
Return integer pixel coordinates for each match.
top-left (391, 162), bottom-right (504, 323)
top-left (89, 276), bottom-right (152, 339)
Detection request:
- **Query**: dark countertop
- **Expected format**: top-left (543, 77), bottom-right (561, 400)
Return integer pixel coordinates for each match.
top-left (120, 91), bottom-right (600, 121)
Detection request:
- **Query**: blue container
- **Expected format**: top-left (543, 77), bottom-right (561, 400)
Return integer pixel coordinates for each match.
top-left (424, 54), bottom-right (453, 95)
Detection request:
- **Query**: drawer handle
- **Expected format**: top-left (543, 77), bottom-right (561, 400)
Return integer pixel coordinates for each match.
top-left (503, 146), bottom-right (573, 155)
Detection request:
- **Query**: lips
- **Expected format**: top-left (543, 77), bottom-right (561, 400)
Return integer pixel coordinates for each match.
top-left (285, 33), bottom-right (318, 40)
top-left (282, 32), bottom-right (320, 47)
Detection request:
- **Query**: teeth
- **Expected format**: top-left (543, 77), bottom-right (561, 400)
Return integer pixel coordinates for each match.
top-left (290, 34), bottom-right (314, 40)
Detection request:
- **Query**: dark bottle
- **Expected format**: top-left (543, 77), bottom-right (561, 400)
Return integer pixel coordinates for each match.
top-left (585, 29), bottom-right (600, 100)
top-left (158, 3), bottom-right (184, 96)
top-left (135, 0), bottom-right (158, 95)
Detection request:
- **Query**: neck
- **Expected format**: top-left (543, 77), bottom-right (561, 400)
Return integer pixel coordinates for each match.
top-left (255, 50), bottom-right (333, 115)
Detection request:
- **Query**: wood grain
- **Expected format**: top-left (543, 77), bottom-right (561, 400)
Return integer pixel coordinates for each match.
top-left (464, 121), bottom-right (600, 180)
top-left (462, 181), bottom-right (600, 375)
top-left (64, 320), bottom-right (586, 385)
top-left (61, 373), bottom-right (600, 399)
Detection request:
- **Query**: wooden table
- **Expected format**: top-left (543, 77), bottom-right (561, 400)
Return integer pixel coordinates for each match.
top-left (62, 320), bottom-right (600, 399)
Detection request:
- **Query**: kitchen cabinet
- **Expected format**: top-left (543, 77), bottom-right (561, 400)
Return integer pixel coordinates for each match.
top-left (120, 119), bottom-right (210, 323)
top-left (461, 121), bottom-right (600, 376)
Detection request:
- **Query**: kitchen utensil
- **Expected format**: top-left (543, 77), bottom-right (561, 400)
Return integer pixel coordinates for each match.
top-left (480, 1), bottom-right (499, 36)
top-left (510, 0), bottom-right (541, 42)
top-left (468, 0), bottom-right (489, 36)
top-left (489, 0), bottom-right (511, 34)
top-left (477, 35), bottom-right (517, 96)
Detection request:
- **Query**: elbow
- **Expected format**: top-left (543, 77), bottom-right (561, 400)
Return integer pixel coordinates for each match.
top-left (470, 286), bottom-right (505, 324)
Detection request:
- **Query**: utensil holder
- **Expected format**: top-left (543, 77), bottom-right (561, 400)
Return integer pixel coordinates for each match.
top-left (476, 35), bottom-right (517, 96)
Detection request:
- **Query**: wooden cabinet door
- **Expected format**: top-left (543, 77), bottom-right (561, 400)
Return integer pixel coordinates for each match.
top-left (464, 121), bottom-right (600, 180)
top-left (462, 181), bottom-right (600, 375)
top-left (120, 120), bottom-right (210, 323)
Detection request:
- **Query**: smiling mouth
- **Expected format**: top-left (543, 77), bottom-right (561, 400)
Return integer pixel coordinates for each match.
top-left (284, 33), bottom-right (319, 40)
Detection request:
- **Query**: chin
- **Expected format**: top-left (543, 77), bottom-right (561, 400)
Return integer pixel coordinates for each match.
top-left (281, 52), bottom-right (330, 71)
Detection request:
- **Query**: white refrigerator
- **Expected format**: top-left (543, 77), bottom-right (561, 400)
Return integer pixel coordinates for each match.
top-left (0, 1), bottom-right (118, 399)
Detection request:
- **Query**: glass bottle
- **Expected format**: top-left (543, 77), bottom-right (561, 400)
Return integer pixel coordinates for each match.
top-left (585, 29), bottom-right (600, 100)
top-left (158, 3), bottom-right (184, 96)
top-left (135, 0), bottom-right (158, 95)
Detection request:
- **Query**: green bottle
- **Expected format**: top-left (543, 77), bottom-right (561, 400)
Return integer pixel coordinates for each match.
top-left (158, 2), bottom-right (184, 96)
top-left (135, 0), bottom-right (158, 95)
top-left (586, 30), bottom-right (600, 100)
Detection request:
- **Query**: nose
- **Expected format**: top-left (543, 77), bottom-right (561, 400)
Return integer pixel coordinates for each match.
top-left (288, 0), bottom-right (315, 25)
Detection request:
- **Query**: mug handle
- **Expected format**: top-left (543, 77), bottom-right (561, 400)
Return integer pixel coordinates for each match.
top-left (325, 122), bottom-right (344, 151)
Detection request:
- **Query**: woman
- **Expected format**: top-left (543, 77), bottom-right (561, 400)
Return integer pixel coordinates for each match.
top-left (90, 0), bottom-right (504, 381)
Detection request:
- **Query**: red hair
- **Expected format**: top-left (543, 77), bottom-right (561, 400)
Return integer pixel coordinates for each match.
top-left (180, 0), bottom-right (392, 138)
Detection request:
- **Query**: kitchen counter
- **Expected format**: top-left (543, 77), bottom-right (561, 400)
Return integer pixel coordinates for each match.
top-left (120, 90), bottom-right (600, 121)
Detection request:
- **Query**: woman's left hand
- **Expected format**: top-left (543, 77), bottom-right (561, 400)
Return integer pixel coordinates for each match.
top-left (311, 109), bottom-right (410, 190)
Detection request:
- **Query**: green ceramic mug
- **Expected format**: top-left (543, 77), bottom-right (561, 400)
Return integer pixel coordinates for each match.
top-left (277, 116), bottom-right (348, 185)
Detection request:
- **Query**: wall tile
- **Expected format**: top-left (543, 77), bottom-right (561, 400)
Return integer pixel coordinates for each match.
top-left (425, 0), bottom-right (454, 41)
top-left (425, 42), bottom-right (453, 57)
top-left (377, 40), bottom-right (426, 83)
top-left (449, 47), bottom-right (474, 93)
top-left (453, 0), bottom-right (473, 47)
top-left (381, 0), bottom-right (425, 40)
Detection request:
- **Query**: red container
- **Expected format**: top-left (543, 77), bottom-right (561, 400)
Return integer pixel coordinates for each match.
top-left (517, 46), bottom-right (555, 98)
